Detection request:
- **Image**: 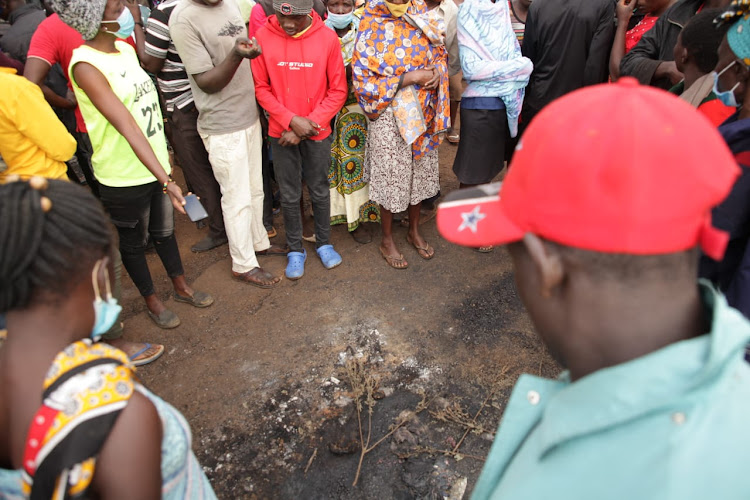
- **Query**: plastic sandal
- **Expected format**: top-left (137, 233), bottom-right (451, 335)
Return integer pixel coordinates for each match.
top-left (317, 244), bottom-right (342, 270)
top-left (286, 250), bottom-right (307, 280)
top-left (130, 343), bottom-right (165, 367)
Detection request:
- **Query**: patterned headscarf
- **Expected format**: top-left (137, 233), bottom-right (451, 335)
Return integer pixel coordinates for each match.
top-left (49, 0), bottom-right (107, 41)
top-left (325, 15), bottom-right (359, 66)
top-left (716, 0), bottom-right (750, 66)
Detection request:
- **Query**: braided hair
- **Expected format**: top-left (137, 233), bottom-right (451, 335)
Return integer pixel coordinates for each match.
top-left (0, 178), bottom-right (112, 311)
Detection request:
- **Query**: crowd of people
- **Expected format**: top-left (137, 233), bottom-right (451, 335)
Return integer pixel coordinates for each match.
top-left (2, 0), bottom-right (750, 497)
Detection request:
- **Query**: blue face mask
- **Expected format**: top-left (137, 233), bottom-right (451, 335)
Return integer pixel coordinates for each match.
top-left (327, 9), bottom-right (354, 29)
top-left (102, 8), bottom-right (135, 40)
top-left (91, 260), bottom-right (122, 341)
top-left (712, 60), bottom-right (740, 108)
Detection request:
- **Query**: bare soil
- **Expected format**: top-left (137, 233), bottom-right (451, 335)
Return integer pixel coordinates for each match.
top-left (123, 142), bottom-right (557, 499)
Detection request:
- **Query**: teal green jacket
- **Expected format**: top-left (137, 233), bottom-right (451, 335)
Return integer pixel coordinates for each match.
top-left (473, 283), bottom-right (750, 500)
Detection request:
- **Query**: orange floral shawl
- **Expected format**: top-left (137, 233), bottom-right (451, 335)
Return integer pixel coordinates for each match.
top-left (352, 0), bottom-right (449, 159)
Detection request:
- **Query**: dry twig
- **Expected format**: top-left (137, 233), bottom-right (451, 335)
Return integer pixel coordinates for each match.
top-left (431, 403), bottom-right (494, 437)
top-left (303, 448), bottom-right (317, 475)
top-left (446, 366), bottom-right (511, 455)
top-left (400, 445), bottom-right (486, 462)
top-left (344, 358), bottom-right (429, 486)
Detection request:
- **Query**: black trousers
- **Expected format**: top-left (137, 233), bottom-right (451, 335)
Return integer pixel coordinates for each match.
top-left (270, 137), bottom-right (332, 252)
top-left (100, 182), bottom-right (184, 297)
top-left (169, 105), bottom-right (226, 239)
top-left (72, 131), bottom-right (100, 197)
top-left (262, 138), bottom-right (274, 230)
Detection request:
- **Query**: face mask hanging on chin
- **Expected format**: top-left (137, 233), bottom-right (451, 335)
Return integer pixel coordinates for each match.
top-left (712, 60), bottom-right (741, 108)
top-left (101, 8), bottom-right (136, 40)
top-left (385, 0), bottom-right (410, 18)
top-left (90, 259), bottom-right (122, 342)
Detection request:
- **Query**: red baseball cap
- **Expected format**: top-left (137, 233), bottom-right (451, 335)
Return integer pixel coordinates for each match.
top-left (438, 78), bottom-right (740, 260)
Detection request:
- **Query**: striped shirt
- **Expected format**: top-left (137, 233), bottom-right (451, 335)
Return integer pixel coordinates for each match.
top-left (144, 0), bottom-right (193, 113)
top-left (508, 0), bottom-right (525, 45)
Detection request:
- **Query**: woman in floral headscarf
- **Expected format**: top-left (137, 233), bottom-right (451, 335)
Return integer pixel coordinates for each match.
top-left (353, 0), bottom-right (449, 269)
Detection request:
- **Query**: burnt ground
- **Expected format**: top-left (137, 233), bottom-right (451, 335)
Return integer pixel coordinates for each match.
top-left (122, 141), bottom-right (558, 499)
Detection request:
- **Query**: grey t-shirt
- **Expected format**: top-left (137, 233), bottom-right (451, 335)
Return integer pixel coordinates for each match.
top-left (170, 0), bottom-right (258, 135)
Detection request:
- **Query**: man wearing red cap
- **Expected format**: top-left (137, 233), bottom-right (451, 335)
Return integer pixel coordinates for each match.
top-left (438, 78), bottom-right (750, 499)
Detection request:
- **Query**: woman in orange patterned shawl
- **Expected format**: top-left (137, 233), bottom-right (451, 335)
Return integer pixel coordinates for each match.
top-left (353, 0), bottom-right (449, 269)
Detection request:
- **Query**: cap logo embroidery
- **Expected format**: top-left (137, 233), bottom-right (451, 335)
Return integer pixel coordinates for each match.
top-left (458, 206), bottom-right (486, 233)
top-left (280, 3), bottom-right (293, 14)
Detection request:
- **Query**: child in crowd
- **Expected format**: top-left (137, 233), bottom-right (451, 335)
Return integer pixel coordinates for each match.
top-left (251, 0), bottom-right (348, 279)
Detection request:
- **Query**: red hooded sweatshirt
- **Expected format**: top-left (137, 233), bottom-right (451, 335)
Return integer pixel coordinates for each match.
top-left (251, 12), bottom-right (347, 141)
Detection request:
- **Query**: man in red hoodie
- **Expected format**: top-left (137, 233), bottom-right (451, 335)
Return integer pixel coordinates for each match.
top-left (251, 0), bottom-right (348, 280)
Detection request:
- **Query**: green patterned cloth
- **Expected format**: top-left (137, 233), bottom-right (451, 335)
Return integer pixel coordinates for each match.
top-left (329, 90), bottom-right (380, 230)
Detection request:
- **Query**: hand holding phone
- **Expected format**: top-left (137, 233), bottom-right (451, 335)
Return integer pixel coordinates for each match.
top-left (184, 193), bottom-right (209, 222)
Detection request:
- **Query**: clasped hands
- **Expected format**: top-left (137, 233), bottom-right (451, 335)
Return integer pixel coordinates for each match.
top-left (401, 65), bottom-right (441, 90)
top-left (279, 116), bottom-right (324, 146)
